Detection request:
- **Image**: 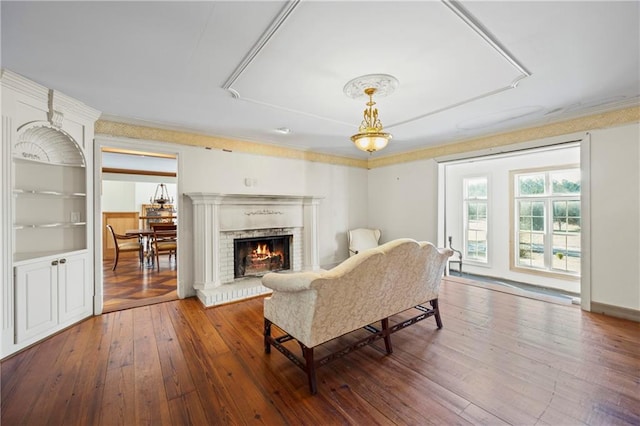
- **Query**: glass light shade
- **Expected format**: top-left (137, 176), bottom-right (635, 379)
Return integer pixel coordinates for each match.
top-left (351, 133), bottom-right (391, 153)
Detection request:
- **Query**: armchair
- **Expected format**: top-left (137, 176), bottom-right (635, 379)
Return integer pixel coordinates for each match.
top-left (347, 228), bottom-right (381, 257)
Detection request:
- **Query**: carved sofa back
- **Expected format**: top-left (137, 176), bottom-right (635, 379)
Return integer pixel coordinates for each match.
top-left (262, 238), bottom-right (453, 348)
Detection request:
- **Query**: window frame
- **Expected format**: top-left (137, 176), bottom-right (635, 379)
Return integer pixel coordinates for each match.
top-left (462, 175), bottom-right (489, 265)
top-left (509, 164), bottom-right (581, 280)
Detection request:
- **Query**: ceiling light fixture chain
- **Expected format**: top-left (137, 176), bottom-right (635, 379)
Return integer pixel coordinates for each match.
top-left (360, 88), bottom-right (383, 134)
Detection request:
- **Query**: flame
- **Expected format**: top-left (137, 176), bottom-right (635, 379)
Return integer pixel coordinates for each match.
top-left (251, 243), bottom-right (275, 260)
top-left (240, 240), bottom-right (287, 276)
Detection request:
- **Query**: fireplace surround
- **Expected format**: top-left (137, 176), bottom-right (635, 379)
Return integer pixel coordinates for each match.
top-left (186, 193), bottom-right (321, 306)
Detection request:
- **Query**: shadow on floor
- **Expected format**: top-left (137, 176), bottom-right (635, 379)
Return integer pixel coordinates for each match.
top-left (447, 271), bottom-right (580, 305)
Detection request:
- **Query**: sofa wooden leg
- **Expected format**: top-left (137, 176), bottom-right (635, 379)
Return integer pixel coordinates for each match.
top-left (302, 345), bottom-right (318, 395)
top-left (431, 299), bottom-right (443, 329)
top-left (381, 318), bottom-right (393, 354)
top-left (264, 318), bottom-right (272, 354)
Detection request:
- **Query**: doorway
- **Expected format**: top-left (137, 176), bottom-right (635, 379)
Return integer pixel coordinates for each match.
top-left (440, 142), bottom-right (582, 300)
top-left (97, 146), bottom-right (179, 313)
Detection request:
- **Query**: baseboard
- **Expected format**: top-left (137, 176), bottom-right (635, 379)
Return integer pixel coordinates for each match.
top-left (590, 302), bottom-right (640, 322)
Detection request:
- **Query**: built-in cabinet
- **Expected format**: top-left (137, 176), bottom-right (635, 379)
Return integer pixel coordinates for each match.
top-left (1, 70), bottom-right (100, 358)
top-left (14, 251), bottom-right (90, 344)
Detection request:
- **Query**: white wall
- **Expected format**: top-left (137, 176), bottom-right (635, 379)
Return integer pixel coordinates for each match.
top-left (443, 145), bottom-right (580, 294)
top-left (97, 121), bottom-right (640, 315)
top-left (177, 146), bottom-right (368, 268)
top-left (367, 123), bottom-right (640, 314)
top-left (590, 123), bottom-right (640, 311)
top-left (101, 181), bottom-right (135, 212)
top-left (367, 158), bottom-right (439, 244)
top-left (102, 180), bottom-right (178, 213)
top-left (96, 136), bottom-right (369, 299)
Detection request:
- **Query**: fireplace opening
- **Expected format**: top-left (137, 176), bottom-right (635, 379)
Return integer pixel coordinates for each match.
top-left (234, 235), bottom-right (292, 278)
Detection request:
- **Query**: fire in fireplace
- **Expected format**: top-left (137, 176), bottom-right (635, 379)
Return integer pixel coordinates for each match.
top-left (234, 235), bottom-right (292, 278)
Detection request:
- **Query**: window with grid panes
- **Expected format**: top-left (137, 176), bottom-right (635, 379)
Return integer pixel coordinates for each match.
top-left (463, 177), bottom-right (488, 263)
top-left (513, 168), bottom-right (581, 276)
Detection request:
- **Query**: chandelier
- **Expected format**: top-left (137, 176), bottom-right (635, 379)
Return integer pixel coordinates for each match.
top-left (344, 74), bottom-right (398, 154)
top-left (150, 183), bottom-right (173, 209)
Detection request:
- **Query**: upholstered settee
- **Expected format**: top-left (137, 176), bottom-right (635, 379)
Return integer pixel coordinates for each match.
top-left (262, 238), bottom-right (453, 394)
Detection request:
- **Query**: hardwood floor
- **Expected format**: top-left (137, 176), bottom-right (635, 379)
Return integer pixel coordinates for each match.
top-left (2, 278), bottom-right (638, 425)
top-left (103, 253), bottom-right (177, 313)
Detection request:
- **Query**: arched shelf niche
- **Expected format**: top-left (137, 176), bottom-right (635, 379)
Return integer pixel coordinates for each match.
top-left (14, 122), bottom-right (85, 167)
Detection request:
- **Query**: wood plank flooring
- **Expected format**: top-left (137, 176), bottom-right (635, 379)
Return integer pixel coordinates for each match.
top-left (103, 253), bottom-right (177, 313)
top-left (2, 278), bottom-right (638, 425)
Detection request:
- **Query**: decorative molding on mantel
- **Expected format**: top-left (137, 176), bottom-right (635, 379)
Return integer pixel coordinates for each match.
top-left (186, 192), bottom-right (322, 205)
top-left (185, 193), bottom-right (322, 307)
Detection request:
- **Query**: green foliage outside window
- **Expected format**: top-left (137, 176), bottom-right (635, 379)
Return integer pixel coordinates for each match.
top-left (518, 175), bottom-right (545, 195)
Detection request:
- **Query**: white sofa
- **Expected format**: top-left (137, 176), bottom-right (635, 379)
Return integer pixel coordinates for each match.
top-left (262, 238), bottom-right (453, 394)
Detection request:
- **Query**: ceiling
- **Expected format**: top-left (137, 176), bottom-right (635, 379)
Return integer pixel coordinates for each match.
top-left (2, 1), bottom-right (639, 160)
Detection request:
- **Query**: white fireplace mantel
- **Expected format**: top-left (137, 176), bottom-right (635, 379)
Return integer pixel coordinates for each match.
top-left (185, 193), bottom-right (322, 306)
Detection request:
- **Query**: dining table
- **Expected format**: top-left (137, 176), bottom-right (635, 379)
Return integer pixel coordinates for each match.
top-left (125, 229), bottom-right (156, 267)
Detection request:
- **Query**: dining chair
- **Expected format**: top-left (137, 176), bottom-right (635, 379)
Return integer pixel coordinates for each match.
top-left (151, 228), bottom-right (177, 271)
top-left (106, 224), bottom-right (143, 271)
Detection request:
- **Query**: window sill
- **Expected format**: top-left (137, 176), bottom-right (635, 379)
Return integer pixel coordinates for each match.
top-left (510, 266), bottom-right (580, 281)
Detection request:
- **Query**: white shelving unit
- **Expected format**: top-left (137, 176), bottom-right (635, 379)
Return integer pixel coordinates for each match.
top-left (13, 143), bottom-right (88, 262)
top-left (1, 69), bottom-right (101, 358)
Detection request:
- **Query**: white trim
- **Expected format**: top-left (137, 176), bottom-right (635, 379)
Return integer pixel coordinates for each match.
top-left (580, 134), bottom-right (592, 311)
top-left (185, 192), bottom-right (322, 306)
top-left (435, 132), bottom-right (584, 164)
top-left (93, 135), bottom-right (185, 313)
top-left (512, 167), bottom-right (581, 276)
top-left (437, 163), bottom-right (447, 248)
top-left (462, 175), bottom-right (489, 264)
top-left (437, 133), bottom-right (587, 295)
top-left (92, 145), bottom-right (103, 314)
top-left (222, 1), bottom-right (301, 94)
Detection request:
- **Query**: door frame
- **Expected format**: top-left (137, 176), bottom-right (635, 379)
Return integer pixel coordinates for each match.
top-left (436, 131), bottom-right (591, 310)
top-left (93, 135), bottom-right (184, 314)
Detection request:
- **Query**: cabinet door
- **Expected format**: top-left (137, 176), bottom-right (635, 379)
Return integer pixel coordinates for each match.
top-left (15, 260), bottom-right (58, 344)
top-left (58, 253), bottom-right (92, 325)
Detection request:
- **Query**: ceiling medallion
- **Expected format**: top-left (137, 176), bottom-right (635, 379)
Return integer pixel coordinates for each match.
top-left (344, 74), bottom-right (399, 154)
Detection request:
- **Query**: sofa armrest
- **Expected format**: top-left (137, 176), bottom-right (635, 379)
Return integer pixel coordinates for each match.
top-left (262, 271), bottom-right (323, 292)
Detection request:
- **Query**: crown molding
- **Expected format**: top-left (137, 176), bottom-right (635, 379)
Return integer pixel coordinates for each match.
top-left (96, 106), bottom-right (638, 171)
top-left (1, 69), bottom-right (48, 104)
top-left (1, 70), bottom-right (101, 121)
top-left (94, 120), bottom-right (368, 169)
top-left (368, 105), bottom-right (640, 169)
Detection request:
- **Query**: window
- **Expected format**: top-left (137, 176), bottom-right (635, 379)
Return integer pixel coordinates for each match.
top-left (463, 177), bottom-right (488, 263)
top-left (513, 167), bottom-right (580, 276)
